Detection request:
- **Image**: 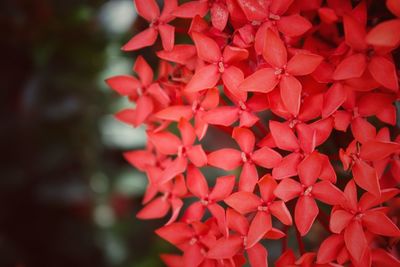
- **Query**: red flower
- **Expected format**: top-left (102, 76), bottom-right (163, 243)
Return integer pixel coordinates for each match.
top-left (122, 0), bottom-right (177, 51)
top-left (208, 127), bottom-right (282, 191)
top-left (274, 152), bottom-right (345, 235)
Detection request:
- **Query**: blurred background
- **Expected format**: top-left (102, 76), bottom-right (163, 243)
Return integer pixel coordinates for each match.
top-left (0, 0), bottom-right (172, 266)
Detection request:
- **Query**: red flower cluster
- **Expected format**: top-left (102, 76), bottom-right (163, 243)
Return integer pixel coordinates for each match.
top-left (107, 0), bottom-right (400, 266)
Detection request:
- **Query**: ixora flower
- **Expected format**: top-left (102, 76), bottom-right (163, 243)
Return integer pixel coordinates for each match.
top-left (107, 0), bottom-right (400, 266)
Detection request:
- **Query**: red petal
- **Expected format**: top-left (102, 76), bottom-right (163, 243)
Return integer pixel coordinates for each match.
top-left (313, 180), bottom-right (346, 205)
top-left (269, 200), bottom-right (292, 225)
top-left (343, 14), bottom-right (367, 51)
top-left (317, 234), bottom-right (344, 264)
top-left (221, 66), bottom-right (247, 103)
top-left (157, 44), bottom-right (196, 64)
top-left (247, 243), bottom-right (268, 267)
top-left (227, 208), bottom-right (249, 236)
top-left (207, 236), bottom-right (243, 259)
top-left (167, 198), bottom-right (184, 225)
top-left (186, 165), bottom-right (208, 198)
top-left (134, 0), bottom-right (160, 21)
top-left (277, 15), bottom-right (312, 37)
top-left (191, 32), bottom-right (221, 63)
top-left (159, 24), bottom-right (175, 51)
top-left (387, 0), bottom-right (400, 17)
top-left (211, 2), bottom-right (229, 31)
top-left (160, 254), bottom-right (184, 267)
top-left (360, 140), bottom-right (400, 161)
top-left (134, 95), bottom-right (154, 126)
top-left (224, 191), bottom-right (260, 214)
top-left (178, 118), bottom-right (196, 147)
top-left (295, 123), bottom-right (316, 155)
top-left (239, 162), bottom-right (259, 192)
top-left (183, 244), bottom-right (204, 267)
top-left (122, 27), bottom-right (158, 51)
top-left (223, 45), bottom-right (249, 64)
top-left (275, 250), bottom-right (296, 267)
top-left (329, 210), bottom-right (354, 234)
top-left (351, 117), bottom-right (376, 144)
top-left (359, 188), bottom-right (400, 211)
top-left (134, 56), bottom-right (154, 87)
top-left (137, 196), bottom-right (170, 219)
top-left (270, 0), bottom-right (293, 15)
top-left (332, 53), bottom-right (367, 80)
top-left (185, 64), bottom-right (220, 92)
top-left (319, 153), bottom-right (337, 183)
top-left (272, 152), bottom-right (302, 180)
top-left (286, 53), bottom-right (323, 76)
top-left (269, 121), bottom-right (299, 151)
top-left (149, 131), bottom-right (181, 155)
top-left (366, 19), bottom-right (400, 48)
top-left (322, 83), bottom-right (346, 118)
top-left (232, 127), bottom-right (255, 153)
top-left (295, 196), bottom-right (319, 236)
top-left (368, 55), bottom-right (399, 92)
top-left (160, 157), bottom-right (188, 183)
top-left (263, 29), bottom-right (287, 68)
top-left (203, 106), bottom-right (238, 126)
top-left (353, 159), bottom-right (380, 196)
top-left (297, 152), bottom-right (322, 186)
top-left (280, 75), bottom-right (302, 117)
top-left (155, 222), bottom-right (193, 245)
top-left (209, 175), bottom-right (236, 201)
top-left (252, 146), bottom-right (282, 169)
top-left (344, 180), bottom-right (359, 212)
top-left (247, 211), bottom-right (272, 248)
top-left (236, 0), bottom-right (267, 21)
top-left (239, 68), bottom-right (278, 93)
top-left (372, 248), bottom-right (400, 267)
top-left (258, 174), bottom-right (277, 202)
top-left (344, 220), bottom-right (367, 262)
top-left (123, 150), bottom-right (155, 171)
top-left (187, 145), bottom-right (208, 167)
top-left (207, 148), bottom-right (242, 170)
top-left (363, 210), bottom-right (400, 237)
top-left (274, 178), bottom-right (302, 202)
top-left (105, 75), bottom-right (140, 96)
top-left (172, 1), bottom-right (208, 18)
top-left (156, 106), bottom-right (193, 121)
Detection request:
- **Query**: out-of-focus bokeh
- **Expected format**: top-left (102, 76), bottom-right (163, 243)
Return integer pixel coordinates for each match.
top-left (0, 0), bottom-right (170, 266)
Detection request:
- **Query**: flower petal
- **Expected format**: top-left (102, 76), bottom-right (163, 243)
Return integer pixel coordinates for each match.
top-left (191, 32), bottom-right (221, 63)
top-left (344, 220), bottom-right (368, 262)
top-left (286, 53), bottom-right (323, 76)
top-left (252, 146), bottom-right (282, 169)
top-left (313, 180), bottom-right (346, 205)
top-left (134, 0), bottom-right (160, 21)
top-left (280, 75), bottom-right (302, 117)
top-left (297, 152), bottom-right (322, 186)
top-left (207, 235), bottom-right (243, 259)
top-left (332, 53), bottom-right (367, 80)
top-left (238, 68), bottom-right (279, 93)
top-left (247, 211), bottom-right (272, 248)
top-left (137, 196), bottom-right (170, 219)
top-left (186, 165), bottom-right (208, 198)
top-left (239, 162), bottom-right (259, 192)
top-left (269, 200), bottom-right (292, 225)
top-left (269, 121), bottom-right (299, 151)
top-left (187, 145), bottom-right (208, 167)
top-left (343, 14), bottom-right (367, 51)
top-left (368, 55), bottom-right (399, 92)
top-left (274, 178), bottom-right (302, 202)
top-left (149, 131), bottom-right (181, 155)
top-left (209, 175), bottom-right (236, 201)
top-left (272, 152), bottom-right (302, 180)
top-left (105, 75), bottom-right (140, 96)
top-left (247, 243), bottom-right (268, 267)
top-left (277, 15), bottom-right (312, 37)
top-left (224, 191), bottom-right (260, 214)
top-left (317, 234), bottom-right (344, 264)
top-left (263, 29), bottom-right (287, 68)
top-left (207, 148), bottom-right (242, 170)
top-left (353, 159), bottom-right (380, 196)
top-left (122, 27), bottom-right (158, 51)
top-left (295, 196), bottom-right (319, 236)
top-left (232, 127), bottom-right (255, 153)
top-left (155, 106), bottom-right (193, 121)
top-left (159, 24), bottom-right (175, 51)
top-left (185, 64), bottom-right (220, 92)
top-left (362, 210), bottom-right (400, 237)
top-left (203, 106), bottom-right (239, 126)
top-left (366, 19), bottom-right (400, 48)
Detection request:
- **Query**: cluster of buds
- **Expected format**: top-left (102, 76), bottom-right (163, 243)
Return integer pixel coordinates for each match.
top-left (106, 0), bottom-right (400, 266)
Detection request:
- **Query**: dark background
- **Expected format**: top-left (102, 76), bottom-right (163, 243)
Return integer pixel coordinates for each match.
top-left (0, 0), bottom-right (169, 266)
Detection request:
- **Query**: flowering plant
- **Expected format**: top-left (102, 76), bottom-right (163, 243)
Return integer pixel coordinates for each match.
top-left (106, 0), bottom-right (400, 266)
